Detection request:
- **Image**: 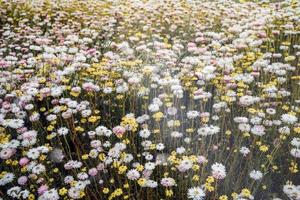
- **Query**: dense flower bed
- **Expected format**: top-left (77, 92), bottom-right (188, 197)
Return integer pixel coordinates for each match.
top-left (0, 0), bottom-right (299, 199)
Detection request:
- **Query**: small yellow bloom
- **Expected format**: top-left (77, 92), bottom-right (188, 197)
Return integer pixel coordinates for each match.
top-left (192, 175), bottom-right (199, 181)
top-left (241, 188), bottom-right (251, 197)
top-left (165, 189), bottom-right (173, 197)
top-left (59, 188), bottom-right (68, 196)
top-left (118, 165), bottom-right (127, 174)
top-left (81, 154), bottom-right (89, 160)
top-left (136, 164), bottom-right (144, 172)
top-left (137, 178), bottom-right (146, 186)
top-left (259, 145), bottom-right (269, 152)
top-left (219, 195), bottom-right (228, 200)
top-left (103, 188), bottom-right (110, 194)
top-left (28, 194), bottom-right (35, 200)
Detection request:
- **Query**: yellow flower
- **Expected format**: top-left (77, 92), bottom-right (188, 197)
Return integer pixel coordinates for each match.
top-left (205, 183), bottom-right (214, 192)
top-left (225, 130), bottom-right (231, 136)
top-left (70, 91), bottom-right (80, 97)
top-left (192, 175), bottom-right (199, 181)
top-left (136, 164), bottom-right (144, 172)
top-left (294, 127), bottom-right (300, 134)
top-left (259, 145), bottom-right (269, 152)
top-left (192, 165), bottom-right (200, 171)
top-left (241, 188), bottom-right (251, 198)
top-left (5, 160), bottom-right (11, 165)
top-left (47, 125), bottom-right (55, 131)
top-left (80, 191), bottom-right (86, 197)
top-left (186, 128), bottom-right (194, 133)
top-left (81, 154), bottom-right (89, 160)
top-left (75, 126), bottom-right (84, 132)
top-left (0, 133), bottom-right (9, 145)
top-left (121, 116), bottom-right (138, 132)
top-left (137, 178), bottom-right (146, 186)
top-left (152, 112), bottom-right (164, 122)
top-left (12, 160), bottom-right (18, 166)
top-left (103, 188), bottom-right (110, 194)
top-left (21, 166), bottom-right (27, 173)
top-left (28, 194), bottom-right (35, 200)
top-left (59, 188), bottom-right (68, 196)
top-left (206, 176), bottom-right (215, 183)
top-left (88, 115), bottom-right (99, 123)
top-left (39, 155), bottom-right (46, 161)
top-left (118, 165), bottom-right (127, 174)
top-left (99, 153), bottom-right (106, 161)
top-left (53, 168), bottom-right (59, 173)
top-left (219, 195), bottom-right (228, 200)
top-left (165, 189), bottom-right (173, 197)
top-left (243, 132), bottom-right (250, 137)
top-left (231, 192), bottom-right (238, 199)
top-left (289, 161), bottom-right (298, 173)
top-left (114, 188), bottom-right (123, 196)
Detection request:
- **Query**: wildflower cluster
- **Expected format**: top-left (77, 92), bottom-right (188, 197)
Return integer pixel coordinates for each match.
top-left (0, 0), bottom-right (299, 199)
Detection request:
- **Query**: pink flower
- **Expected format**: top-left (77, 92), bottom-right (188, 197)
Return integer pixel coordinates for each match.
top-left (113, 126), bottom-right (126, 137)
top-left (142, 170), bottom-right (152, 179)
top-left (88, 168), bottom-right (98, 177)
top-left (17, 176), bottom-right (28, 185)
top-left (97, 163), bottom-right (106, 171)
top-left (0, 148), bottom-right (16, 159)
top-left (82, 82), bottom-right (100, 92)
top-left (19, 157), bottom-right (30, 166)
top-left (38, 185), bottom-right (48, 195)
top-left (197, 156), bottom-right (207, 164)
top-left (160, 177), bottom-right (176, 187)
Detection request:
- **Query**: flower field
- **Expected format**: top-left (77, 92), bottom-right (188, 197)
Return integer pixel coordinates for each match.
top-left (0, 0), bottom-right (300, 199)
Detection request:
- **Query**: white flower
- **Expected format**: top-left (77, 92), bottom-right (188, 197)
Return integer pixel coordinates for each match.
top-left (160, 177), bottom-right (176, 187)
top-left (145, 180), bottom-right (158, 188)
top-left (239, 95), bottom-right (260, 106)
top-left (156, 143), bottom-right (165, 151)
top-left (0, 173), bottom-right (14, 186)
top-left (291, 138), bottom-right (300, 148)
top-left (249, 170), bottom-right (263, 180)
top-left (171, 131), bottom-right (183, 138)
top-left (211, 162), bottom-right (226, 179)
top-left (68, 187), bottom-right (81, 199)
top-left (27, 148), bottom-right (40, 159)
top-left (126, 169), bottom-right (140, 180)
top-left (32, 164), bottom-right (46, 175)
top-left (139, 129), bottom-right (151, 138)
top-left (38, 188), bottom-right (59, 200)
top-left (250, 125), bottom-right (266, 136)
top-left (4, 119), bottom-right (24, 129)
top-left (278, 126), bottom-right (290, 134)
top-left (281, 114), bottom-right (298, 125)
top-left (240, 146), bottom-right (250, 156)
top-left (283, 184), bottom-right (296, 196)
top-left (238, 123), bottom-right (251, 132)
top-left (187, 187), bottom-right (205, 200)
top-left (176, 147), bottom-right (186, 154)
top-left (148, 104), bottom-right (160, 112)
top-left (58, 127), bottom-right (69, 136)
top-left (187, 111), bottom-right (200, 119)
top-left (145, 162), bottom-right (156, 170)
top-left (7, 186), bottom-right (21, 198)
top-left (197, 125), bottom-right (220, 136)
top-left (291, 148), bottom-right (300, 158)
top-left (177, 159), bottom-right (193, 172)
